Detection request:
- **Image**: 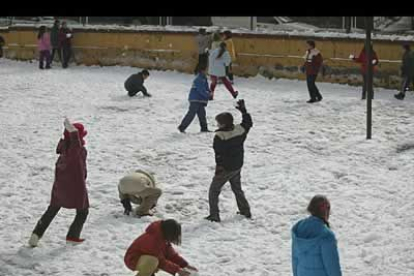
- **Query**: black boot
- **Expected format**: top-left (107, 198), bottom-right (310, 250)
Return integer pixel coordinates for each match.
top-left (307, 99), bottom-right (317, 103)
top-left (237, 211), bottom-right (252, 219)
top-left (394, 92), bottom-right (405, 100)
top-left (204, 214), bottom-right (220, 222)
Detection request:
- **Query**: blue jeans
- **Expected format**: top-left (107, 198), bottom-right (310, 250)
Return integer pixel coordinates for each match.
top-left (179, 102), bottom-right (208, 131)
top-left (306, 74), bottom-right (322, 100)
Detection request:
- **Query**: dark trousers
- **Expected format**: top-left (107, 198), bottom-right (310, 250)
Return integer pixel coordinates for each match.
top-left (32, 205), bottom-right (89, 239)
top-left (0, 46), bottom-right (3, 58)
top-left (39, 50), bottom-right (51, 69)
top-left (179, 102), bottom-right (208, 131)
top-left (227, 63), bottom-right (234, 82)
top-left (306, 74), bottom-right (322, 100)
top-left (62, 45), bottom-right (72, 68)
top-left (362, 74), bottom-right (374, 99)
top-left (51, 47), bottom-right (61, 63)
top-left (194, 53), bottom-right (208, 74)
top-left (401, 75), bottom-right (414, 94)
top-left (208, 168), bottom-right (251, 218)
top-left (127, 86), bottom-right (148, 97)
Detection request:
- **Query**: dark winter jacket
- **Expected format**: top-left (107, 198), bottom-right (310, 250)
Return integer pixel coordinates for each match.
top-left (353, 49), bottom-right (378, 75)
top-left (124, 72), bottom-right (148, 95)
top-left (124, 221), bottom-right (188, 275)
top-left (401, 50), bottom-right (414, 78)
top-left (50, 25), bottom-right (60, 48)
top-left (188, 73), bottom-right (210, 104)
top-left (196, 34), bottom-right (211, 54)
top-left (50, 131), bottom-right (89, 209)
top-left (292, 216), bottom-right (342, 276)
top-left (58, 27), bottom-right (72, 48)
top-left (0, 35), bottom-right (4, 58)
top-left (304, 48), bottom-right (323, 76)
top-left (214, 112), bottom-right (253, 171)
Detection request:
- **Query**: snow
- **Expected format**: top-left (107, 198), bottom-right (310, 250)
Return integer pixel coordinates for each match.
top-left (0, 58), bottom-right (414, 276)
top-left (2, 23), bottom-right (414, 42)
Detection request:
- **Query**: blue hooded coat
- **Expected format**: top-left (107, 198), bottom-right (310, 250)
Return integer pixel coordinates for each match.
top-left (291, 216), bottom-right (342, 276)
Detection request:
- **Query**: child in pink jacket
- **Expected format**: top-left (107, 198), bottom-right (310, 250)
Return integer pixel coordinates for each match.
top-left (37, 26), bottom-right (51, 69)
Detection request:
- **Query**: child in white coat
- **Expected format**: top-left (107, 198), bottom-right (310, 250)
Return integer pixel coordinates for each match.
top-left (208, 42), bottom-right (238, 100)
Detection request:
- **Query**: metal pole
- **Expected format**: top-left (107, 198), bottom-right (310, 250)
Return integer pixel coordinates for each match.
top-left (345, 17), bottom-right (351, 33)
top-left (365, 17), bottom-right (373, 140)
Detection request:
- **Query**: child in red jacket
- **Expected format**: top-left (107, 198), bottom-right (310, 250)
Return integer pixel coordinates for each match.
top-left (350, 44), bottom-right (379, 100)
top-left (125, 219), bottom-right (198, 276)
top-left (302, 40), bottom-right (323, 103)
top-left (28, 118), bottom-right (89, 247)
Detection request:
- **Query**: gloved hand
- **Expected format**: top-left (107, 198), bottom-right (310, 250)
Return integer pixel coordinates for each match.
top-left (349, 54), bottom-right (355, 59)
top-left (64, 118), bottom-right (77, 132)
top-left (372, 59), bottom-right (378, 65)
top-left (121, 198), bottom-right (132, 215)
top-left (235, 99), bottom-right (247, 113)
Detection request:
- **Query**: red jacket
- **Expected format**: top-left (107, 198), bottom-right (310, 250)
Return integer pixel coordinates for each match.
top-left (304, 48), bottom-right (323, 75)
top-left (354, 49), bottom-right (378, 74)
top-left (50, 131), bottom-right (89, 209)
top-left (124, 221), bottom-right (188, 275)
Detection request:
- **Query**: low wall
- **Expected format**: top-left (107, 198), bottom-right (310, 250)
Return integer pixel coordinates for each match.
top-left (1, 26), bottom-right (412, 90)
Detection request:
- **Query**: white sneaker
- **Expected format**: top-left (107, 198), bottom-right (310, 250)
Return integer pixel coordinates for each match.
top-left (28, 233), bottom-right (40, 247)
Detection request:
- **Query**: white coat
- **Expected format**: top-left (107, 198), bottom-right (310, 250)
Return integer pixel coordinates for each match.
top-left (208, 48), bottom-right (231, 77)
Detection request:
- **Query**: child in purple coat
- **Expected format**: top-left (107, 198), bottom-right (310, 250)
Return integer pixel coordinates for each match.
top-left (37, 26), bottom-right (51, 69)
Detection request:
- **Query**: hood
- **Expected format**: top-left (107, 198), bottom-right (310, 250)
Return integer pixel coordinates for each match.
top-left (135, 170), bottom-right (156, 187)
top-left (292, 216), bottom-right (330, 255)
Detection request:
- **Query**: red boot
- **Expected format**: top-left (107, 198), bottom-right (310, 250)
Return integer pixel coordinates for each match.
top-left (66, 237), bottom-right (85, 244)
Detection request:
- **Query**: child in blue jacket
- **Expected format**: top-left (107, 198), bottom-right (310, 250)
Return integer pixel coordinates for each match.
top-left (178, 64), bottom-right (210, 133)
top-left (291, 195), bottom-right (342, 276)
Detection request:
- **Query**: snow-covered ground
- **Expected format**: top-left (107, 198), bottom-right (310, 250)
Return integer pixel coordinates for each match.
top-left (0, 59), bottom-right (413, 276)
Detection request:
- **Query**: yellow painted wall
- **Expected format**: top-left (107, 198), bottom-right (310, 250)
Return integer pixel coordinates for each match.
top-left (0, 27), bottom-right (410, 89)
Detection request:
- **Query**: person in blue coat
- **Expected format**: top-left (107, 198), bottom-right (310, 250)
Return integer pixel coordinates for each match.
top-left (178, 63), bottom-right (210, 133)
top-left (291, 195), bottom-right (342, 276)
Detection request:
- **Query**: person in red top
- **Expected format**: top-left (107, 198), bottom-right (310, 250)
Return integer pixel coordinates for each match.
top-left (124, 219), bottom-right (198, 276)
top-left (302, 40), bottom-right (323, 103)
top-left (350, 44), bottom-right (379, 99)
top-left (28, 118), bottom-right (89, 247)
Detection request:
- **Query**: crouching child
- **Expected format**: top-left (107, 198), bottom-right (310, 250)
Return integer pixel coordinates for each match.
top-left (119, 170), bottom-right (162, 217)
top-left (124, 219), bottom-right (198, 276)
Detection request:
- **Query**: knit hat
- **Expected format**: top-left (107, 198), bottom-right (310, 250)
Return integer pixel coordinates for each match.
top-left (64, 123), bottom-right (87, 145)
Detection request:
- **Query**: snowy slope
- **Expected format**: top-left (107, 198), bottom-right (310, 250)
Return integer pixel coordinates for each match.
top-left (0, 59), bottom-right (413, 276)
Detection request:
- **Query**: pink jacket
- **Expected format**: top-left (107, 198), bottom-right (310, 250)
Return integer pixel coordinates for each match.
top-left (38, 33), bottom-right (51, 51)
